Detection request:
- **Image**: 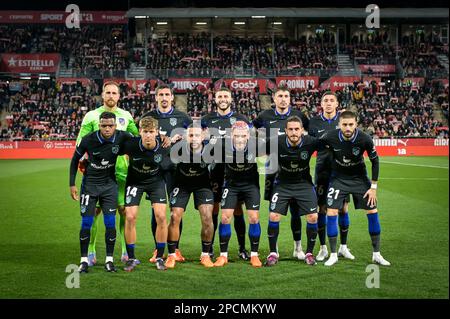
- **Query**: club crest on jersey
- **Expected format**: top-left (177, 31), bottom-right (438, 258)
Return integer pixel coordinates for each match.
top-left (126, 196), bottom-right (132, 204)
top-left (230, 117), bottom-right (236, 125)
top-left (327, 198), bottom-right (333, 206)
top-left (112, 146), bottom-right (119, 154)
top-left (118, 118), bottom-right (125, 126)
top-left (246, 153), bottom-right (254, 161)
top-left (80, 205), bottom-right (87, 214)
top-left (301, 151), bottom-right (308, 160)
top-left (170, 197), bottom-right (177, 205)
top-left (170, 118), bottom-right (177, 126)
top-left (352, 147), bottom-right (360, 156)
top-left (154, 154), bottom-right (162, 163)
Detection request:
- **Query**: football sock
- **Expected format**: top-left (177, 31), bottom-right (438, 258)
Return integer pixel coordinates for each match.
top-left (327, 215), bottom-right (338, 253)
top-left (202, 241), bottom-right (212, 255)
top-left (268, 221), bottom-right (280, 254)
top-left (210, 212), bottom-right (219, 253)
top-left (88, 213), bottom-right (100, 254)
top-left (367, 213), bottom-right (381, 252)
top-left (80, 216), bottom-right (94, 257)
top-left (219, 223), bottom-right (231, 254)
top-left (156, 242), bottom-right (166, 258)
top-left (248, 222), bottom-right (261, 253)
top-left (119, 213), bottom-right (127, 255)
top-left (290, 209), bottom-right (302, 241)
top-left (126, 244), bottom-right (136, 260)
top-left (234, 214), bottom-right (246, 251)
top-left (105, 227), bottom-right (116, 257)
top-left (338, 211), bottom-right (350, 245)
top-left (151, 209), bottom-right (157, 246)
top-left (176, 219), bottom-right (183, 249)
top-left (80, 228), bottom-right (91, 258)
top-left (306, 222), bottom-right (318, 254)
top-left (318, 213), bottom-right (327, 245)
top-left (168, 240), bottom-right (177, 255)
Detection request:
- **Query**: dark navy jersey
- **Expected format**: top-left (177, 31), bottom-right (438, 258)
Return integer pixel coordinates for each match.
top-left (272, 135), bottom-right (320, 184)
top-left (122, 136), bottom-right (169, 185)
top-left (308, 113), bottom-right (340, 172)
top-left (221, 137), bottom-right (261, 187)
top-left (142, 107), bottom-right (192, 170)
top-left (70, 130), bottom-right (132, 186)
top-left (201, 111), bottom-right (251, 177)
top-left (319, 129), bottom-right (379, 181)
top-left (201, 111), bottom-right (250, 139)
top-left (252, 107), bottom-right (309, 139)
top-left (173, 141), bottom-right (211, 188)
top-left (142, 107), bottom-right (192, 137)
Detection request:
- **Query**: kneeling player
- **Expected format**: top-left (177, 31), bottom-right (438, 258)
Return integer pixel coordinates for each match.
top-left (122, 116), bottom-right (169, 271)
top-left (167, 125), bottom-right (215, 268)
top-left (69, 112), bottom-right (132, 273)
top-left (265, 116), bottom-right (319, 267)
top-left (320, 111), bottom-right (390, 266)
top-left (215, 121), bottom-right (262, 268)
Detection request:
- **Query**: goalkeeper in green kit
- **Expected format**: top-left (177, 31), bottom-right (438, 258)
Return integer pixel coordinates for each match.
top-left (76, 81), bottom-right (139, 265)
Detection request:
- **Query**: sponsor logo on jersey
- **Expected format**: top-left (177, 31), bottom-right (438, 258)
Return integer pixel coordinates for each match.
top-left (170, 117), bottom-right (177, 126)
top-left (342, 156), bottom-right (351, 164)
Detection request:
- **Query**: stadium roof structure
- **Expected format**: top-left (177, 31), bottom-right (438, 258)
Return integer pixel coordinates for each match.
top-left (126, 7), bottom-right (449, 19)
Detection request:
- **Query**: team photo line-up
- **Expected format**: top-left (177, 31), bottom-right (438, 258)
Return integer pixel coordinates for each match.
top-left (69, 81), bottom-right (391, 273)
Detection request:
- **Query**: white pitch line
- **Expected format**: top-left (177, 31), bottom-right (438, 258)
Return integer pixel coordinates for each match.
top-left (380, 160), bottom-right (449, 169)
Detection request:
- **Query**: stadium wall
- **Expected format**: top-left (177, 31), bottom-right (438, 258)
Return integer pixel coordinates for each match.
top-left (0, 139), bottom-right (448, 159)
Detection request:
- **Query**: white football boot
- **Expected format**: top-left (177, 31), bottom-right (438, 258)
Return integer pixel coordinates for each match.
top-left (372, 252), bottom-right (391, 266)
top-left (316, 245), bottom-right (329, 262)
top-left (338, 244), bottom-right (355, 260)
top-left (324, 253), bottom-right (338, 266)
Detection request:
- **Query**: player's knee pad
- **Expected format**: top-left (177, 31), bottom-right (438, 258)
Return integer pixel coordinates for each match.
top-left (81, 216), bottom-right (94, 230)
top-left (103, 214), bottom-right (116, 229)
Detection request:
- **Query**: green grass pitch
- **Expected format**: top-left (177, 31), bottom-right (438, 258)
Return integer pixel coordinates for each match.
top-left (0, 156), bottom-right (448, 298)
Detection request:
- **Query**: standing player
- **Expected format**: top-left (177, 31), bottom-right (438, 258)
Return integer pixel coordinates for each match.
top-left (70, 112), bottom-right (132, 273)
top-left (214, 121), bottom-right (263, 268)
top-left (201, 87), bottom-right (251, 260)
top-left (308, 92), bottom-right (353, 262)
top-left (166, 124), bottom-right (215, 268)
top-left (121, 116), bottom-right (169, 271)
top-left (76, 81), bottom-right (139, 266)
top-left (253, 85), bottom-right (310, 260)
top-left (264, 116), bottom-right (319, 267)
top-left (142, 84), bottom-right (192, 263)
top-left (320, 111), bottom-right (390, 266)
